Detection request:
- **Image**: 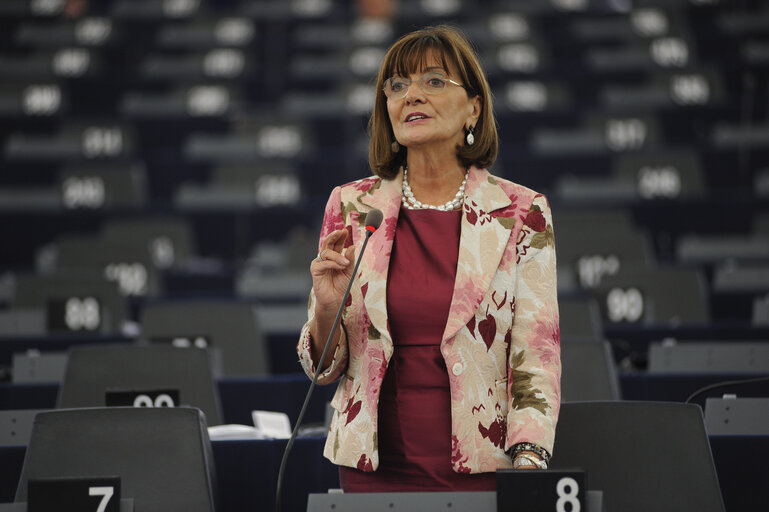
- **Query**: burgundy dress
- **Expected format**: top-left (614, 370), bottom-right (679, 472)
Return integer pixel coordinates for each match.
top-left (339, 208), bottom-right (497, 492)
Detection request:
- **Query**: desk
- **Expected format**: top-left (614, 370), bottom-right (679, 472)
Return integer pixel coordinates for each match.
top-left (4, 372), bottom-right (768, 425)
top-left (1, 434), bottom-right (767, 511)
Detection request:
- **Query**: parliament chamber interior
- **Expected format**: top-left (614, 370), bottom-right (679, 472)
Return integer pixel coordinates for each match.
top-left (0, 0), bottom-right (768, 510)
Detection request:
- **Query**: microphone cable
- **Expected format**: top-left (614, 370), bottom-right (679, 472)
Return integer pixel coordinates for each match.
top-left (684, 375), bottom-right (769, 405)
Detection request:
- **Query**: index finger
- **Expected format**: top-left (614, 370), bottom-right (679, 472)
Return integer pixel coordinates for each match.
top-left (321, 228), bottom-right (348, 254)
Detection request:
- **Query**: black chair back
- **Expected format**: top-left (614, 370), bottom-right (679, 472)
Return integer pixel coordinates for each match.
top-left (551, 401), bottom-right (724, 512)
top-left (15, 407), bottom-right (217, 512)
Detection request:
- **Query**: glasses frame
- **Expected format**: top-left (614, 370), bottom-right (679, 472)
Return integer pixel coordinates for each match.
top-left (383, 71), bottom-right (466, 100)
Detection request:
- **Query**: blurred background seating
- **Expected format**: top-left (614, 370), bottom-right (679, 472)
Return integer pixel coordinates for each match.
top-left (1, 0), bottom-right (768, 511)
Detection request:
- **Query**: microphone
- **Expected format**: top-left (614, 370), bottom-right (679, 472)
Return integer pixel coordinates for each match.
top-left (275, 208), bottom-right (383, 512)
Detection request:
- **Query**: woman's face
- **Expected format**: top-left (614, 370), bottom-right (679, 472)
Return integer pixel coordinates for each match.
top-left (386, 52), bottom-right (480, 156)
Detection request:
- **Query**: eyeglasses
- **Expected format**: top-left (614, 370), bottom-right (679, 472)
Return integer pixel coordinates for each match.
top-left (383, 71), bottom-right (465, 99)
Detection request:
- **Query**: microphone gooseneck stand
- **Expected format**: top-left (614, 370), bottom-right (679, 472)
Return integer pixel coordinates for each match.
top-left (274, 209), bottom-right (382, 512)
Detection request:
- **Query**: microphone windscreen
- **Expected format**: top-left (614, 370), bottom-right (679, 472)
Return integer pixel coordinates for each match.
top-left (364, 209), bottom-right (383, 231)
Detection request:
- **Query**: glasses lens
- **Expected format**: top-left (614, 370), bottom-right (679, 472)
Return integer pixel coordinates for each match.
top-left (421, 72), bottom-right (448, 93)
top-left (384, 73), bottom-right (455, 98)
top-left (385, 77), bottom-right (410, 98)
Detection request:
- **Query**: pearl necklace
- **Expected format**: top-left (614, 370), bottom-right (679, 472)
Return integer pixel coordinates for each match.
top-left (401, 167), bottom-right (468, 211)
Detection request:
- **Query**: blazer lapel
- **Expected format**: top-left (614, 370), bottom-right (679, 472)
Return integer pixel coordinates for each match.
top-left (442, 167), bottom-right (514, 343)
top-left (356, 173), bottom-right (403, 351)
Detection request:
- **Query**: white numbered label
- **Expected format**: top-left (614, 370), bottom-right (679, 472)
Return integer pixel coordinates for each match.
top-left (348, 47), bottom-right (386, 76)
top-left (104, 262), bottom-right (148, 296)
top-left (215, 18), bottom-right (254, 45)
top-left (23, 85), bottom-right (61, 116)
top-left (32, 0), bottom-right (64, 15)
top-left (172, 336), bottom-right (209, 348)
top-left (421, 0), bottom-right (460, 16)
top-left (257, 126), bottom-right (302, 158)
top-left (254, 175), bottom-right (301, 206)
top-left (76, 18), bottom-right (112, 45)
top-left (62, 176), bottom-right (105, 209)
top-left (163, 0), bottom-right (200, 17)
top-left (577, 254), bottom-right (620, 288)
top-left (498, 44), bottom-right (539, 73)
top-left (637, 166), bottom-right (682, 199)
top-left (489, 14), bottom-right (530, 41)
top-left (650, 37), bottom-right (689, 67)
top-left (133, 394), bottom-right (176, 408)
top-left (606, 287), bottom-right (644, 323)
top-left (187, 86), bottom-right (229, 116)
top-left (150, 236), bottom-right (176, 268)
top-left (605, 119), bottom-right (647, 151)
top-left (53, 48), bottom-right (90, 77)
top-left (291, 0), bottom-right (332, 16)
top-left (506, 81), bottom-right (548, 112)
top-left (65, 297), bottom-right (100, 331)
top-left (89, 486), bottom-right (114, 512)
top-left (82, 127), bottom-right (123, 158)
top-left (556, 477), bottom-right (581, 512)
top-left (203, 49), bottom-right (244, 78)
top-left (670, 74), bottom-right (709, 105)
top-left (550, 0), bottom-right (587, 12)
top-left (631, 9), bottom-right (668, 37)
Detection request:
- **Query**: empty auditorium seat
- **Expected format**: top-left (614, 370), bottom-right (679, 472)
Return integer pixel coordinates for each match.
top-left (561, 340), bottom-right (621, 401)
top-left (594, 267), bottom-right (709, 326)
top-left (14, 407), bottom-right (217, 512)
top-left (558, 295), bottom-right (603, 339)
top-left (551, 401), bottom-right (724, 512)
top-left (552, 208), bottom-right (656, 290)
top-left (46, 235), bottom-right (161, 298)
top-left (0, 163), bottom-right (148, 212)
top-left (0, 310), bottom-right (46, 337)
top-left (139, 299), bottom-right (269, 377)
top-left (58, 344), bottom-right (223, 426)
top-left (100, 216), bottom-right (198, 270)
top-left (175, 161), bottom-right (303, 210)
top-left (12, 273), bottom-right (128, 335)
top-left (5, 123), bottom-right (134, 162)
top-left (555, 149), bottom-right (707, 203)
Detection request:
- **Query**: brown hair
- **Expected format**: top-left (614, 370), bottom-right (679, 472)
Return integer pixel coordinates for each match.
top-left (368, 25), bottom-right (498, 180)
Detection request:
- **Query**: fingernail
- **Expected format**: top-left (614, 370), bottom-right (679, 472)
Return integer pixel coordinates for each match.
top-left (342, 258), bottom-right (350, 265)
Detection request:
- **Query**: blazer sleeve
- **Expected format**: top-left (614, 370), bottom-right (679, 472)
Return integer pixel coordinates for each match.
top-left (296, 186), bottom-right (350, 385)
top-left (505, 193), bottom-right (561, 455)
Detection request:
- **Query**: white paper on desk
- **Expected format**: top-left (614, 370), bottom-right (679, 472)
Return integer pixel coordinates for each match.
top-left (251, 410), bottom-right (292, 439)
top-left (207, 424), bottom-right (265, 440)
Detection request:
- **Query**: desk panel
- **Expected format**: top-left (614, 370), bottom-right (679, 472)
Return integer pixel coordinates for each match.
top-left (2, 435), bottom-right (768, 511)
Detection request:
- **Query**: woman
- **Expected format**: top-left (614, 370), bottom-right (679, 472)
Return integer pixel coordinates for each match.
top-left (297, 25), bottom-right (561, 492)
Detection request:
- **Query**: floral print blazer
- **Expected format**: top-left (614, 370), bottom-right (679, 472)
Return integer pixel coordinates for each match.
top-left (297, 166), bottom-right (561, 474)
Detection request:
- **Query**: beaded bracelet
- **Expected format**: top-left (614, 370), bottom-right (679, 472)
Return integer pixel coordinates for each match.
top-left (510, 442), bottom-right (552, 465)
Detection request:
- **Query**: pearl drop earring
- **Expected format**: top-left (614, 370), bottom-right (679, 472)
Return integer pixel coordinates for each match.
top-left (466, 126), bottom-right (475, 146)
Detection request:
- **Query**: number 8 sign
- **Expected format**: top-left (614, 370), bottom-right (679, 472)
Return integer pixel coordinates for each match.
top-left (557, 477), bottom-right (581, 512)
top-left (496, 469), bottom-right (586, 512)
